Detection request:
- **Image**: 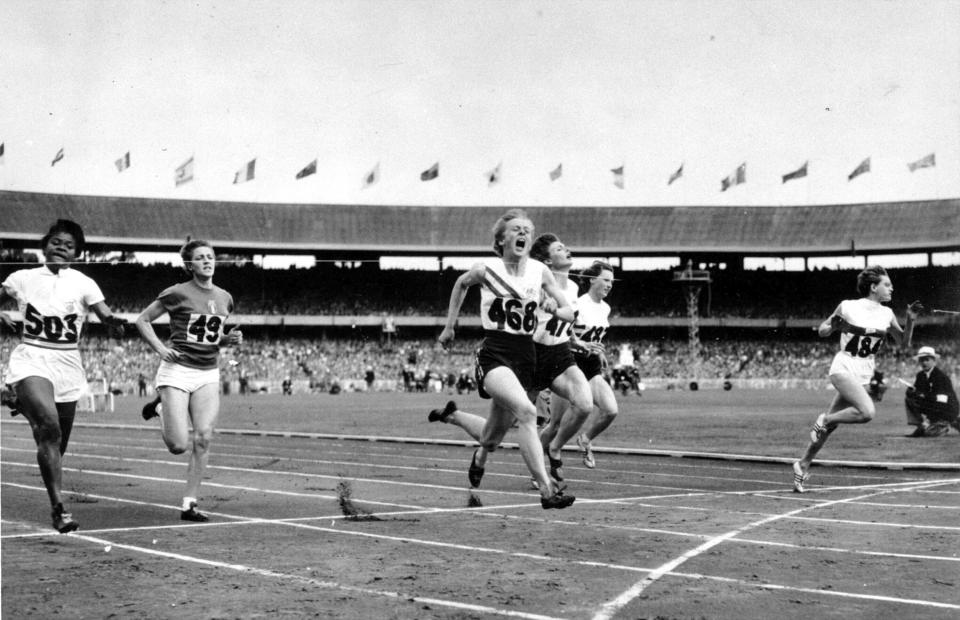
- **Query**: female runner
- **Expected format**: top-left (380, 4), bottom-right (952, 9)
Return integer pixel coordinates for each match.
top-left (136, 240), bottom-right (242, 520)
top-left (792, 265), bottom-right (919, 492)
top-left (1, 219), bottom-right (125, 532)
top-left (547, 260), bottom-right (620, 469)
top-left (437, 210), bottom-right (577, 509)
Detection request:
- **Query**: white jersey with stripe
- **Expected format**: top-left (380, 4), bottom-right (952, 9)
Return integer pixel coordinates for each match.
top-left (2, 266), bottom-right (105, 351)
top-left (533, 277), bottom-right (579, 345)
top-left (835, 298), bottom-right (895, 360)
top-left (479, 258), bottom-right (546, 336)
top-left (573, 293), bottom-right (611, 344)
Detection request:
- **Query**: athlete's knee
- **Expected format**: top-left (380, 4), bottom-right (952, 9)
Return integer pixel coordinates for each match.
top-left (33, 421), bottom-right (62, 447)
top-left (599, 405), bottom-right (618, 421)
top-left (162, 429), bottom-right (190, 454)
top-left (164, 437), bottom-right (189, 454)
top-left (193, 428), bottom-right (214, 452)
top-left (858, 402), bottom-right (876, 421)
top-left (570, 394), bottom-right (592, 418)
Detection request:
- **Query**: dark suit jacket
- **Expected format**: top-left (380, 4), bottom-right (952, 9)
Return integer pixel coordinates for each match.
top-left (907, 366), bottom-right (960, 421)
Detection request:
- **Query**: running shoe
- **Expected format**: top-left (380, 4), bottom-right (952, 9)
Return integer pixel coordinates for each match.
top-left (141, 396), bottom-right (161, 421)
top-left (792, 461), bottom-right (810, 494)
top-left (809, 413), bottom-right (829, 444)
top-left (52, 503), bottom-right (79, 533)
top-left (468, 448), bottom-right (484, 488)
top-left (428, 400), bottom-right (457, 423)
top-left (576, 434), bottom-right (596, 469)
top-left (180, 501), bottom-right (209, 522)
top-left (541, 490), bottom-right (576, 510)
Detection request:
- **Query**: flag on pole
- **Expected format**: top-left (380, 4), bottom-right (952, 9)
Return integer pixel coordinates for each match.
top-left (0, 142), bottom-right (4, 165)
top-left (549, 163), bottom-right (562, 181)
top-left (668, 163), bottom-right (683, 185)
top-left (720, 162), bottom-right (746, 191)
top-left (175, 156), bottom-right (194, 186)
top-left (781, 161), bottom-right (807, 183)
top-left (114, 151), bottom-right (130, 172)
top-left (907, 153), bottom-right (935, 172)
top-left (51, 147), bottom-right (64, 167)
top-left (362, 162), bottom-right (380, 188)
top-left (420, 162), bottom-right (439, 181)
top-left (611, 165), bottom-right (624, 189)
top-left (295, 159), bottom-right (317, 179)
top-left (233, 158), bottom-right (256, 184)
top-left (848, 157), bottom-right (870, 181)
top-left (486, 162), bottom-right (501, 186)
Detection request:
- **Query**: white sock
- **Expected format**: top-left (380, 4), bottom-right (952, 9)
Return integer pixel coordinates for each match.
top-left (182, 497), bottom-right (197, 511)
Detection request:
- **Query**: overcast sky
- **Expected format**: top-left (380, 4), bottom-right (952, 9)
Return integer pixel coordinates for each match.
top-left (2, 0), bottom-right (958, 209)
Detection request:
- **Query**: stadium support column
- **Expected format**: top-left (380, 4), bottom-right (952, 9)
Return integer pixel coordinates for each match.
top-left (673, 260), bottom-right (712, 387)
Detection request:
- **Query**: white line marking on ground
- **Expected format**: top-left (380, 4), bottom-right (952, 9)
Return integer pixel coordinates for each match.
top-left (6, 418), bottom-right (958, 471)
top-left (6, 473), bottom-right (959, 612)
top-left (592, 478), bottom-right (960, 620)
top-left (56, 530), bottom-right (568, 620)
top-left (731, 536), bottom-right (960, 563)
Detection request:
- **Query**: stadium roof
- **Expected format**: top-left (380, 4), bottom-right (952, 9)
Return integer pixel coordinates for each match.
top-left (1, 190), bottom-right (958, 258)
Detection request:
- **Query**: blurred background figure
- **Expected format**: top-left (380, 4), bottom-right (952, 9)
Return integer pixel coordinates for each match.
top-left (904, 346), bottom-right (959, 437)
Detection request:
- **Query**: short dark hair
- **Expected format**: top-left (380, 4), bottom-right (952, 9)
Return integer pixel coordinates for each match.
top-left (582, 260), bottom-right (614, 279)
top-left (41, 219), bottom-right (85, 256)
top-left (529, 233), bottom-right (560, 263)
top-left (856, 264), bottom-right (888, 297)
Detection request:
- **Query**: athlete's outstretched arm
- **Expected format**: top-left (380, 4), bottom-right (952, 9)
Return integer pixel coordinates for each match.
top-left (438, 263), bottom-right (485, 346)
top-left (888, 300), bottom-right (922, 348)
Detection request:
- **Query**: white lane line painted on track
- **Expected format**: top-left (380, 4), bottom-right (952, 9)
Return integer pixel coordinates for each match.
top-left (59, 530), bottom-right (568, 620)
top-left (731, 536), bottom-right (960, 563)
top-left (6, 419), bottom-right (957, 471)
top-left (592, 478), bottom-right (960, 620)
top-left (9, 494), bottom-right (960, 615)
top-left (787, 515), bottom-right (960, 531)
top-left (6, 478), bottom-right (959, 612)
top-left (9, 474), bottom-right (960, 571)
top-left (6, 453), bottom-right (959, 526)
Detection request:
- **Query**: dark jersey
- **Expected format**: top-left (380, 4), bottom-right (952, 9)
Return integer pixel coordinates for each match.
top-left (158, 280), bottom-right (234, 370)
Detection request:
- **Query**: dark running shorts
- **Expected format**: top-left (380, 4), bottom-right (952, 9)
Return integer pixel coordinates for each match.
top-left (533, 342), bottom-right (577, 392)
top-left (475, 331), bottom-right (536, 399)
top-left (575, 351), bottom-right (604, 380)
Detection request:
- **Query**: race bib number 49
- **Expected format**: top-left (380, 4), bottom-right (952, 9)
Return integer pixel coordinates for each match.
top-left (186, 313), bottom-right (225, 344)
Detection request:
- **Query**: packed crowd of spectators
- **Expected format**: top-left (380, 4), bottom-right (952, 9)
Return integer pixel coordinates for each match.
top-left (3, 333), bottom-right (953, 396)
top-left (3, 256), bottom-right (951, 320)
top-left (1, 256), bottom-right (956, 394)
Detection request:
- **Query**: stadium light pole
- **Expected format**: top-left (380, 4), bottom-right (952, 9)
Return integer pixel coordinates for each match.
top-left (673, 260), bottom-right (712, 387)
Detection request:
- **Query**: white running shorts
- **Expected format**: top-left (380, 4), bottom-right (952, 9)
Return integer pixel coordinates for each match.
top-left (5, 344), bottom-right (87, 403)
top-left (155, 361), bottom-right (220, 394)
top-left (828, 351), bottom-right (873, 385)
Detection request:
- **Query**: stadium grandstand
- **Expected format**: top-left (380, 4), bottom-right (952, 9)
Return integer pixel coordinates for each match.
top-left (1, 190), bottom-right (958, 394)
